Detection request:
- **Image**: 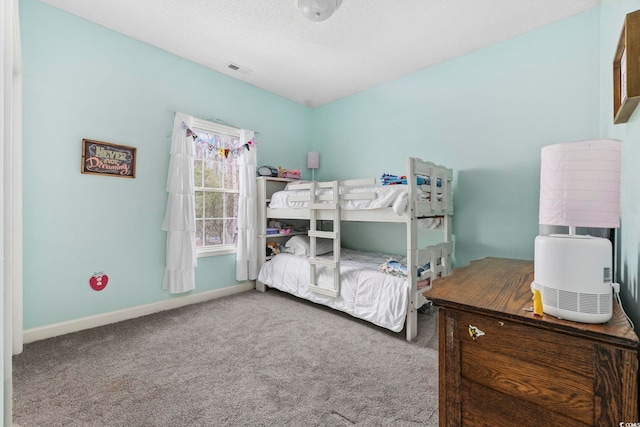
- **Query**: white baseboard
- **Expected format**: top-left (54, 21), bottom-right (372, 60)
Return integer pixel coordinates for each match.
top-left (22, 282), bottom-right (255, 344)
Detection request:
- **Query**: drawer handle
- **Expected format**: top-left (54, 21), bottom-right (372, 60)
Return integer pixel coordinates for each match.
top-left (468, 325), bottom-right (485, 340)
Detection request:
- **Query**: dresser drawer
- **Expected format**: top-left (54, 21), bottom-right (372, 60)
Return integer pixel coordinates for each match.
top-left (459, 378), bottom-right (590, 427)
top-left (456, 311), bottom-right (594, 376)
top-left (456, 313), bottom-right (594, 423)
top-left (455, 312), bottom-right (593, 425)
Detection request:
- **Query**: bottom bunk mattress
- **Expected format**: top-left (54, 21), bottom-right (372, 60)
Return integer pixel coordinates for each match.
top-left (257, 249), bottom-right (409, 332)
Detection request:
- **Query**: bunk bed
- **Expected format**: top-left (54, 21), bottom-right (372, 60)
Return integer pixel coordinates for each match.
top-left (256, 157), bottom-right (453, 341)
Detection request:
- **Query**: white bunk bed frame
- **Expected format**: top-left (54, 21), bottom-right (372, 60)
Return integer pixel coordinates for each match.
top-left (257, 157), bottom-right (453, 342)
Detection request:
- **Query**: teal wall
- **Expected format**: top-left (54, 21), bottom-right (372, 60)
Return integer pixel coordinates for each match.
top-left (600, 0), bottom-right (640, 333)
top-left (312, 9), bottom-right (601, 265)
top-left (20, 0), bottom-right (312, 329)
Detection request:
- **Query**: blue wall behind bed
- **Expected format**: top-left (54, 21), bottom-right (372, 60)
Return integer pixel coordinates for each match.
top-left (311, 8), bottom-right (602, 266)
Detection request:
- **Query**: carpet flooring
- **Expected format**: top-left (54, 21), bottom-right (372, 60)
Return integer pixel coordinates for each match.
top-left (13, 289), bottom-right (439, 426)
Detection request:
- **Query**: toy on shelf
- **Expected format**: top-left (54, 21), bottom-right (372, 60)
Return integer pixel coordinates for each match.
top-left (278, 166), bottom-right (301, 180)
top-left (268, 220), bottom-right (292, 235)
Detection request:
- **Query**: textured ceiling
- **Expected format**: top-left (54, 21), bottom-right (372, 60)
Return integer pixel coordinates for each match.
top-left (40, 0), bottom-right (601, 108)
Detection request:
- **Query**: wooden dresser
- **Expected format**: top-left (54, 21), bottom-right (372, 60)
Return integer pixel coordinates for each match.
top-left (426, 257), bottom-right (638, 427)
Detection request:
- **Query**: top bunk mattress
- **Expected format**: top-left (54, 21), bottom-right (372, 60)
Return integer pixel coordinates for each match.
top-left (269, 182), bottom-right (445, 209)
top-left (269, 184), bottom-right (410, 210)
top-left (268, 181), bottom-right (448, 226)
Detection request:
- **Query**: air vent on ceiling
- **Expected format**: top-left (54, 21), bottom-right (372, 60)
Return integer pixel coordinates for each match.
top-left (226, 62), bottom-right (252, 75)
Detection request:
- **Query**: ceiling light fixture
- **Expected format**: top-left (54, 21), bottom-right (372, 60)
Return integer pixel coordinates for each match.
top-left (298, 0), bottom-right (343, 22)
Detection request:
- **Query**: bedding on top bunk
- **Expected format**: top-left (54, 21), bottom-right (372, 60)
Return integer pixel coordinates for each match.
top-left (270, 182), bottom-right (441, 210)
top-left (269, 184), bottom-right (404, 210)
top-left (380, 173), bottom-right (442, 186)
top-left (257, 248), bottom-right (420, 332)
top-left (268, 183), bottom-right (444, 227)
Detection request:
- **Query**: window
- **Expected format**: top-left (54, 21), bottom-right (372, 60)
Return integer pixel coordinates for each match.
top-left (191, 118), bottom-right (241, 257)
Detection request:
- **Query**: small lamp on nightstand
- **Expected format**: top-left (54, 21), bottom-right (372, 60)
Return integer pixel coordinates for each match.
top-left (307, 152), bottom-right (320, 181)
top-left (532, 139), bottom-right (621, 324)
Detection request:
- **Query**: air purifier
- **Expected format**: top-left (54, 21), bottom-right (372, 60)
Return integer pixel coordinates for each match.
top-left (531, 234), bottom-right (612, 323)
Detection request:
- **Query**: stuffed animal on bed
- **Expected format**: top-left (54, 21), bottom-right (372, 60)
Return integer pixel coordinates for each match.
top-left (379, 259), bottom-right (430, 279)
top-left (266, 241), bottom-right (280, 257)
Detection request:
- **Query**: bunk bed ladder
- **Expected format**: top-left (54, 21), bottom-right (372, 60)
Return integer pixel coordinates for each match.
top-left (308, 181), bottom-right (341, 298)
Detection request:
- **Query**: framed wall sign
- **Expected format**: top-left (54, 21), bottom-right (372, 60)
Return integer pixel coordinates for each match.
top-left (81, 139), bottom-right (136, 178)
top-left (614, 10), bottom-right (640, 124)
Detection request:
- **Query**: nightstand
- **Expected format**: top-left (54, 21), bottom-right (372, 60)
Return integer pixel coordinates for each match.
top-left (426, 257), bottom-right (638, 427)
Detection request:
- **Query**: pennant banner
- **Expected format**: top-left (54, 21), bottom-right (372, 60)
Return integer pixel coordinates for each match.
top-left (186, 126), bottom-right (256, 161)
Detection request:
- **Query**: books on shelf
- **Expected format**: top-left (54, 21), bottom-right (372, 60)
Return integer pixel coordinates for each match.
top-left (266, 227), bottom-right (292, 235)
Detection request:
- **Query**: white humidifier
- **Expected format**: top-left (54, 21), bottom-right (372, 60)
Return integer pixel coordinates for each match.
top-left (531, 234), bottom-right (612, 323)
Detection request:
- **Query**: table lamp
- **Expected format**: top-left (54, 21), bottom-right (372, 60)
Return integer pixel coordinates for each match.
top-left (307, 152), bottom-right (320, 181)
top-left (531, 139), bottom-right (621, 323)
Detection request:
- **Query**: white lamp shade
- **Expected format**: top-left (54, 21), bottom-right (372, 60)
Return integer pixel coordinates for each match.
top-left (539, 139), bottom-right (621, 228)
top-left (307, 152), bottom-right (320, 169)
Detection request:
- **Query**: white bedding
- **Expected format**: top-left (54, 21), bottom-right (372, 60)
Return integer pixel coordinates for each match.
top-left (257, 249), bottom-right (408, 332)
top-left (269, 184), bottom-right (442, 228)
top-left (269, 185), bottom-right (408, 210)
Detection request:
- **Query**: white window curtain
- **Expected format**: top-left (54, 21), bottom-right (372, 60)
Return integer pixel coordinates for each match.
top-left (236, 129), bottom-right (258, 280)
top-left (162, 113), bottom-right (197, 293)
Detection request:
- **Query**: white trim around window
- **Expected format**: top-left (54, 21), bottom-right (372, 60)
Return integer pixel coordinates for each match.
top-left (192, 117), bottom-right (241, 258)
top-left (197, 245), bottom-right (236, 258)
top-left (191, 117), bottom-right (240, 137)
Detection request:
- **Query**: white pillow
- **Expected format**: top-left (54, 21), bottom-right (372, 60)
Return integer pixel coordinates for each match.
top-left (285, 235), bottom-right (334, 256)
top-left (284, 180), bottom-right (311, 190)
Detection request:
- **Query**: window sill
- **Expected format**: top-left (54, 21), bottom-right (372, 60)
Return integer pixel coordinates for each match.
top-left (197, 246), bottom-right (236, 258)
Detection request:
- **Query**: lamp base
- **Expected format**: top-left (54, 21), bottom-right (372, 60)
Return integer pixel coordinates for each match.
top-left (532, 234), bottom-right (612, 324)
